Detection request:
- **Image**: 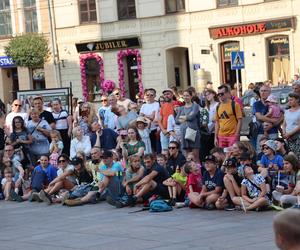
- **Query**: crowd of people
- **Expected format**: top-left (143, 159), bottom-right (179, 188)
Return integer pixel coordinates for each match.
top-left (0, 81), bottom-right (299, 213)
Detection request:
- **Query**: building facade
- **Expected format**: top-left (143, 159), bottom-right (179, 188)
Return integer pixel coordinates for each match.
top-left (0, 0), bottom-right (299, 103)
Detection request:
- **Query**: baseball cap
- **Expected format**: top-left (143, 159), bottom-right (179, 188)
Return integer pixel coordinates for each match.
top-left (70, 156), bottom-right (83, 165)
top-left (162, 88), bottom-right (173, 94)
top-left (204, 155), bottom-right (217, 163)
top-left (102, 150), bottom-right (113, 159)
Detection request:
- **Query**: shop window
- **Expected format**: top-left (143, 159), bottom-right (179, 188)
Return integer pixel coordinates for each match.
top-left (268, 36), bottom-right (290, 85)
top-left (24, 0), bottom-right (38, 33)
top-left (117, 0), bottom-right (136, 20)
top-left (32, 68), bottom-right (45, 90)
top-left (217, 0), bottom-right (238, 7)
top-left (85, 58), bottom-right (101, 102)
top-left (79, 0), bottom-right (97, 23)
top-left (0, 0), bottom-right (12, 37)
top-left (165, 0), bottom-right (185, 13)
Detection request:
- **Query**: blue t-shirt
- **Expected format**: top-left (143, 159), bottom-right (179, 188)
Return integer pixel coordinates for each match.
top-left (90, 128), bottom-right (118, 150)
top-left (260, 154), bottom-right (283, 169)
top-left (34, 164), bottom-right (57, 183)
top-left (253, 100), bottom-right (278, 134)
top-left (202, 168), bottom-right (224, 192)
top-left (98, 162), bottom-right (123, 182)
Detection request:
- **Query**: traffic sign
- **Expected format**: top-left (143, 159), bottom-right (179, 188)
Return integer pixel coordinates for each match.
top-left (231, 51), bottom-right (245, 70)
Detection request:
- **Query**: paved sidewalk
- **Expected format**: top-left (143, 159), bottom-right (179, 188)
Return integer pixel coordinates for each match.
top-left (0, 201), bottom-right (277, 250)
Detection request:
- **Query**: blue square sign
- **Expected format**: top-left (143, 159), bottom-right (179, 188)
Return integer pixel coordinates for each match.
top-left (231, 51), bottom-right (245, 70)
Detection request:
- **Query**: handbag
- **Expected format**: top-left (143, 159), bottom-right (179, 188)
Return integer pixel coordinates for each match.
top-left (185, 127), bottom-right (197, 142)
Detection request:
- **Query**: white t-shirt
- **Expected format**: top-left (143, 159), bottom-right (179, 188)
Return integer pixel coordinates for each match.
top-left (57, 164), bottom-right (74, 176)
top-left (285, 108), bottom-right (300, 134)
top-left (207, 102), bottom-right (218, 133)
top-left (52, 110), bottom-right (69, 130)
top-left (140, 102), bottom-right (160, 130)
top-left (118, 99), bottom-right (132, 111)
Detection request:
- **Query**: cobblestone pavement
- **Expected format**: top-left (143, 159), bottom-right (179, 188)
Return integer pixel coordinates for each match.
top-left (0, 201), bottom-right (277, 250)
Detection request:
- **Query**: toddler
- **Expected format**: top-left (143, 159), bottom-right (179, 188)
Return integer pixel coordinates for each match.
top-left (49, 130), bottom-right (64, 168)
top-left (264, 95), bottom-right (282, 137)
top-left (1, 167), bottom-right (14, 201)
top-left (136, 117), bottom-right (152, 154)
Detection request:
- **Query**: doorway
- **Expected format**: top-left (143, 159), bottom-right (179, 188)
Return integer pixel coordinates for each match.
top-left (166, 47), bottom-right (191, 89)
top-left (220, 41), bottom-right (241, 89)
top-left (125, 55), bottom-right (139, 101)
top-left (12, 68), bottom-right (19, 100)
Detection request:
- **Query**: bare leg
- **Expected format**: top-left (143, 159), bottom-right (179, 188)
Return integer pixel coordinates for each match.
top-left (224, 175), bottom-right (240, 199)
top-left (171, 186), bottom-right (177, 199)
top-left (232, 196), bottom-right (251, 207)
top-left (3, 182), bottom-right (12, 200)
top-left (246, 197), bottom-right (268, 211)
top-left (192, 149), bottom-right (200, 164)
top-left (135, 181), bottom-right (157, 198)
top-left (206, 194), bottom-right (220, 205)
top-left (188, 192), bottom-right (204, 207)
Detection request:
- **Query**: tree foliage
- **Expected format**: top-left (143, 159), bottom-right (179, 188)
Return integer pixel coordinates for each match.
top-left (5, 33), bottom-right (50, 68)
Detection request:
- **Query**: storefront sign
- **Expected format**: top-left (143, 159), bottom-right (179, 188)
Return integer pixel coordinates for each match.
top-left (209, 18), bottom-right (295, 39)
top-left (268, 36), bottom-right (289, 57)
top-left (224, 42), bottom-right (239, 60)
top-left (0, 56), bottom-right (15, 68)
top-left (76, 37), bottom-right (141, 53)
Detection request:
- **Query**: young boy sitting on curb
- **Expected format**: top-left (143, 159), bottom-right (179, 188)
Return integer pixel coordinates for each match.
top-left (189, 155), bottom-right (224, 210)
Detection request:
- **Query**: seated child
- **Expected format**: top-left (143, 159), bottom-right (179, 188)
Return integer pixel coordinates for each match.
top-left (1, 167), bottom-right (14, 201)
top-left (258, 140), bottom-right (286, 190)
top-left (263, 95), bottom-right (282, 138)
top-left (157, 153), bottom-right (172, 175)
top-left (272, 154), bottom-right (300, 208)
top-left (184, 161), bottom-right (202, 207)
top-left (163, 165), bottom-right (187, 206)
top-left (188, 155), bottom-right (223, 209)
top-left (233, 165), bottom-right (270, 212)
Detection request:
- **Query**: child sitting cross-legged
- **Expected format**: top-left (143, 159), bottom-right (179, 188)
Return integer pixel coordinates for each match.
top-left (188, 155), bottom-right (224, 210)
top-left (163, 165), bottom-right (187, 206)
top-left (232, 165), bottom-right (271, 212)
top-left (1, 167), bottom-right (14, 201)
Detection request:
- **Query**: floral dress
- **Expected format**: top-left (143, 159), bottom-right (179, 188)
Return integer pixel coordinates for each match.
top-left (125, 141), bottom-right (145, 157)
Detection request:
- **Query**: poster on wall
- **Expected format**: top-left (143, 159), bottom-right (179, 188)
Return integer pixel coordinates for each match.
top-left (17, 88), bottom-right (71, 113)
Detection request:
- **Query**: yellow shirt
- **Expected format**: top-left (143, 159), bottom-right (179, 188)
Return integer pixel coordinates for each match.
top-left (215, 101), bottom-right (242, 136)
top-left (172, 172), bottom-right (187, 186)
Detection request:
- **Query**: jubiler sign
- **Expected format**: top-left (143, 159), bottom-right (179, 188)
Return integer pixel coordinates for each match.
top-left (76, 37), bottom-right (141, 53)
top-left (209, 18), bottom-right (295, 39)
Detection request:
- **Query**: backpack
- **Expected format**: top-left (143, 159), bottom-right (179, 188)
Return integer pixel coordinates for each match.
top-left (216, 100), bottom-right (237, 121)
top-left (149, 199), bottom-right (173, 212)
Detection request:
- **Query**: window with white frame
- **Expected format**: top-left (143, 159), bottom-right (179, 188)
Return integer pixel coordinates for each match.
top-left (0, 0), bottom-right (12, 36)
top-left (117, 0), bottom-right (136, 20)
top-left (24, 0), bottom-right (38, 33)
top-left (217, 0), bottom-right (238, 7)
top-left (165, 0), bottom-right (185, 13)
top-left (79, 0), bottom-right (97, 23)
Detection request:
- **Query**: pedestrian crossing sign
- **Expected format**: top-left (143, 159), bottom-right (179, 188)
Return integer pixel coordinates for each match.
top-left (231, 51), bottom-right (245, 70)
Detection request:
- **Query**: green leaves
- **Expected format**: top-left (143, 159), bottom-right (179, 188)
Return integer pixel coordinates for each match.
top-left (5, 33), bottom-right (50, 68)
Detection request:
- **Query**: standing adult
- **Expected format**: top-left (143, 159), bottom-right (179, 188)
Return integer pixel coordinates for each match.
top-left (158, 89), bottom-right (174, 151)
top-left (5, 99), bottom-right (28, 133)
top-left (215, 85), bottom-right (243, 148)
top-left (103, 94), bottom-right (118, 130)
top-left (31, 96), bottom-right (56, 129)
top-left (176, 89), bottom-right (201, 163)
top-left (116, 105), bottom-right (138, 130)
top-left (292, 81), bottom-right (300, 97)
top-left (202, 89), bottom-right (219, 160)
top-left (113, 88), bottom-right (132, 111)
top-left (282, 93), bottom-right (300, 159)
top-left (253, 84), bottom-right (282, 152)
top-left (51, 98), bottom-right (73, 155)
top-left (140, 88), bottom-right (160, 152)
top-left (98, 95), bottom-right (110, 122)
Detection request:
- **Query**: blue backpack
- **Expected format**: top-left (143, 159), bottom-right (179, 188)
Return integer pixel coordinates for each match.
top-left (149, 200), bottom-right (173, 212)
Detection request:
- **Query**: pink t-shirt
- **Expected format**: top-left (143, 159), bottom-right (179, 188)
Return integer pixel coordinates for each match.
top-left (269, 104), bottom-right (281, 119)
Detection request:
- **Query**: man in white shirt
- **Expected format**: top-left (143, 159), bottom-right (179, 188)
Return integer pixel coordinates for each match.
top-left (140, 88), bottom-right (160, 152)
top-left (5, 99), bottom-right (28, 133)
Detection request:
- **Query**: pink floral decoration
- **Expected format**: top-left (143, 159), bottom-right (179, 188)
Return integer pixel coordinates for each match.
top-left (117, 49), bottom-right (143, 98)
top-left (80, 53), bottom-right (104, 102)
top-left (102, 80), bottom-right (115, 94)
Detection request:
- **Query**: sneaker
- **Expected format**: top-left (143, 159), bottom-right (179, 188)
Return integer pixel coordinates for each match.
top-left (39, 190), bottom-right (52, 205)
top-left (128, 196), bottom-right (137, 207)
top-left (175, 202), bottom-right (185, 209)
top-left (205, 203), bottom-right (216, 210)
top-left (225, 203), bottom-right (236, 211)
top-left (9, 190), bottom-right (23, 202)
top-left (168, 198), bottom-right (176, 207)
top-left (291, 204), bottom-right (300, 209)
top-left (106, 195), bottom-right (116, 207)
top-left (29, 192), bottom-right (42, 202)
top-left (61, 193), bottom-right (70, 205)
